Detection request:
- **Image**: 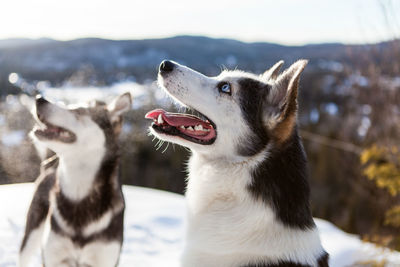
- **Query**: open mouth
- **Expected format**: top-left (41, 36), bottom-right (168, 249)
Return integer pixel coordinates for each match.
top-left (145, 109), bottom-right (217, 145)
top-left (34, 116), bottom-right (76, 143)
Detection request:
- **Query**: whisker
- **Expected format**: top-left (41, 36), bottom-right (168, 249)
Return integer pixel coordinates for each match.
top-left (162, 142), bottom-right (170, 153)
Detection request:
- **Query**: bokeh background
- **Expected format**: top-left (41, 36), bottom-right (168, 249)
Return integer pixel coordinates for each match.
top-left (0, 0), bottom-right (399, 259)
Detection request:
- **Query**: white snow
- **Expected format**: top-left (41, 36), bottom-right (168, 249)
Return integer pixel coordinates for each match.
top-left (1, 130), bottom-right (25, 147)
top-left (0, 183), bottom-right (399, 267)
top-left (0, 115), bottom-right (5, 126)
top-left (39, 82), bottom-right (151, 109)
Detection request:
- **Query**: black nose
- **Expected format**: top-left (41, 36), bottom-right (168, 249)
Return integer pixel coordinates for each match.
top-left (159, 60), bottom-right (175, 73)
top-left (36, 95), bottom-right (49, 107)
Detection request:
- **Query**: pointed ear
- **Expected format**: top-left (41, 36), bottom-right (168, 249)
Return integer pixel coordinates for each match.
top-left (269, 60), bottom-right (307, 112)
top-left (261, 60), bottom-right (284, 81)
top-left (108, 92), bottom-right (132, 122)
top-left (267, 59), bottom-right (308, 142)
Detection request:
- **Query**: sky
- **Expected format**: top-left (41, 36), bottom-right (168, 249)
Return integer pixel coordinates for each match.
top-left (1, 0), bottom-right (399, 45)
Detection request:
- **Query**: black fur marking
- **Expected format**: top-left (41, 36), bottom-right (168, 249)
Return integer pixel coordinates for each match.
top-left (51, 210), bottom-right (124, 247)
top-left (20, 170), bottom-right (56, 251)
top-left (248, 130), bottom-right (315, 229)
top-left (317, 253), bottom-right (330, 267)
top-left (55, 155), bottom-right (118, 229)
top-left (242, 252), bottom-right (329, 267)
top-left (237, 78), bottom-right (271, 156)
top-left (238, 78), bottom-right (314, 229)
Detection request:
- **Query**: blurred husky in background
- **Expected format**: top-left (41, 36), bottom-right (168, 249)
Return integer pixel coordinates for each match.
top-left (19, 93), bottom-right (131, 267)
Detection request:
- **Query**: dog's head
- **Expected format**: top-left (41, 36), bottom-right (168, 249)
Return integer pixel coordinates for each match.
top-left (146, 60), bottom-right (307, 160)
top-left (31, 93), bottom-right (132, 157)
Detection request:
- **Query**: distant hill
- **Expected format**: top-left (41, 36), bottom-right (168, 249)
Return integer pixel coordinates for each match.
top-left (0, 35), bottom-right (384, 95)
top-left (0, 38), bottom-right (55, 49)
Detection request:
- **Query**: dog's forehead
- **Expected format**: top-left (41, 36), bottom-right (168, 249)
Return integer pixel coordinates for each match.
top-left (64, 102), bottom-right (111, 130)
top-left (67, 102), bottom-right (90, 110)
top-left (218, 70), bottom-right (267, 86)
top-left (219, 70), bottom-right (270, 92)
top-left (88, 105), bottom-right (109, 119)
top-left (67, 100), bottom-right (107, 114)
top-left (219, 70), bottom-right (260, 81)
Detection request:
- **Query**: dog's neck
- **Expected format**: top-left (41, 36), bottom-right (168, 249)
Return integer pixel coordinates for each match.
top-left (188, 131), bottom-right (314, 226)
top-left (57, 147), bottom-right (106, 201)
top-left (184, 132), bottom-right (324, 265)
top-left (190, 131), bottom-right (309, 195)
top-left (186, 149), bottom-right (263, 215)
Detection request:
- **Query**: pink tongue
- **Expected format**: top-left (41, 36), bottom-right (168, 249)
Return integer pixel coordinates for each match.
top-left (145, 109), bottom-right (212, 128)
top-left (145, 109), bottom-right (164, 120)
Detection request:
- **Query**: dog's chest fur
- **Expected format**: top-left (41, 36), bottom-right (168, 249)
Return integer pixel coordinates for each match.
top-left (42, 153), bottom-right (125, 266)
top-left (184, 151), bottom-right (325, 267)
top-left (50, 165), bottom-right (124, 245)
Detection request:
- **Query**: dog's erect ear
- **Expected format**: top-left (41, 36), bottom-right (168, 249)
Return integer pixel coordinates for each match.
top-left (261, 60), bottom-right (284, 81)
top-left (266, 60), bottom-right (308, 143)
top-left (108, 92), bottom-right (132, 122)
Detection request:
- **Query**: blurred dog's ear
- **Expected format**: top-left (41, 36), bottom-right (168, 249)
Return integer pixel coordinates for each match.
top-left (108, 92), bottom-right (132, 123)
top-left (261, 60), bottom-right (284, 81)
top-left (266, 60), bottom-right (308, 143)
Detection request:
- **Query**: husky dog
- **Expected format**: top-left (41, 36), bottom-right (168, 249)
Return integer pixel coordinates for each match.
top-left (146, 60), bottom-right (328, 266)
top-left (19, 93), bottom-right (131, 267)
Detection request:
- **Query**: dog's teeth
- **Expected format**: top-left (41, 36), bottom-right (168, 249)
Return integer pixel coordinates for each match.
top-left (195, 125), bottom-right (204, 131)
top-left (187, 126), bottom-right (194, 131)
top-left (61, 132), bottom-right (69, 138)
top-left (157, 114), bottom-right (163, 124)
top-left (180, 126), bottom-right (185, 129)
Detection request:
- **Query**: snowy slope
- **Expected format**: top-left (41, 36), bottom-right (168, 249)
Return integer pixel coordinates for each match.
top-left (0, 183), bottom-right (399, 267)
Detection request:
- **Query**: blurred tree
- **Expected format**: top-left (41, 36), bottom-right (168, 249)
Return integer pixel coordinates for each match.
top-left (361, 145), bottom-right (400, 249)
top-left (356, 0), bottom-right (400, 250)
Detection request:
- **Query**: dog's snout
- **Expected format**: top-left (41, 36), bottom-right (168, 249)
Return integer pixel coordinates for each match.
top-left (159, 60), bottom-right (175, 73)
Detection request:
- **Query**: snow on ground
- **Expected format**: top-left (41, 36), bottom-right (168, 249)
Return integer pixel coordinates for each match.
top-left (0, 183), bottom-right (399, 267)
top-left (317, 219), bottom-right (400, 266)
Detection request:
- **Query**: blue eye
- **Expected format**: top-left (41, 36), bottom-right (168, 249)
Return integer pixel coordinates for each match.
top-left (218, 82), bottom-right (231, 95)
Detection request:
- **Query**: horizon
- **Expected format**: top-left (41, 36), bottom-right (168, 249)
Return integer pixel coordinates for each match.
top-left (1, 0), bottom-right (399, 46)
top-left (0, 34), bottom-right (396, 47)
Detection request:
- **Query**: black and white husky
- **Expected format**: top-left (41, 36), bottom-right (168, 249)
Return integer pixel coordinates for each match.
top-left (19, 93), bottom-right (131, 267)
top-left (146, 60), bottom-right (329, 266)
